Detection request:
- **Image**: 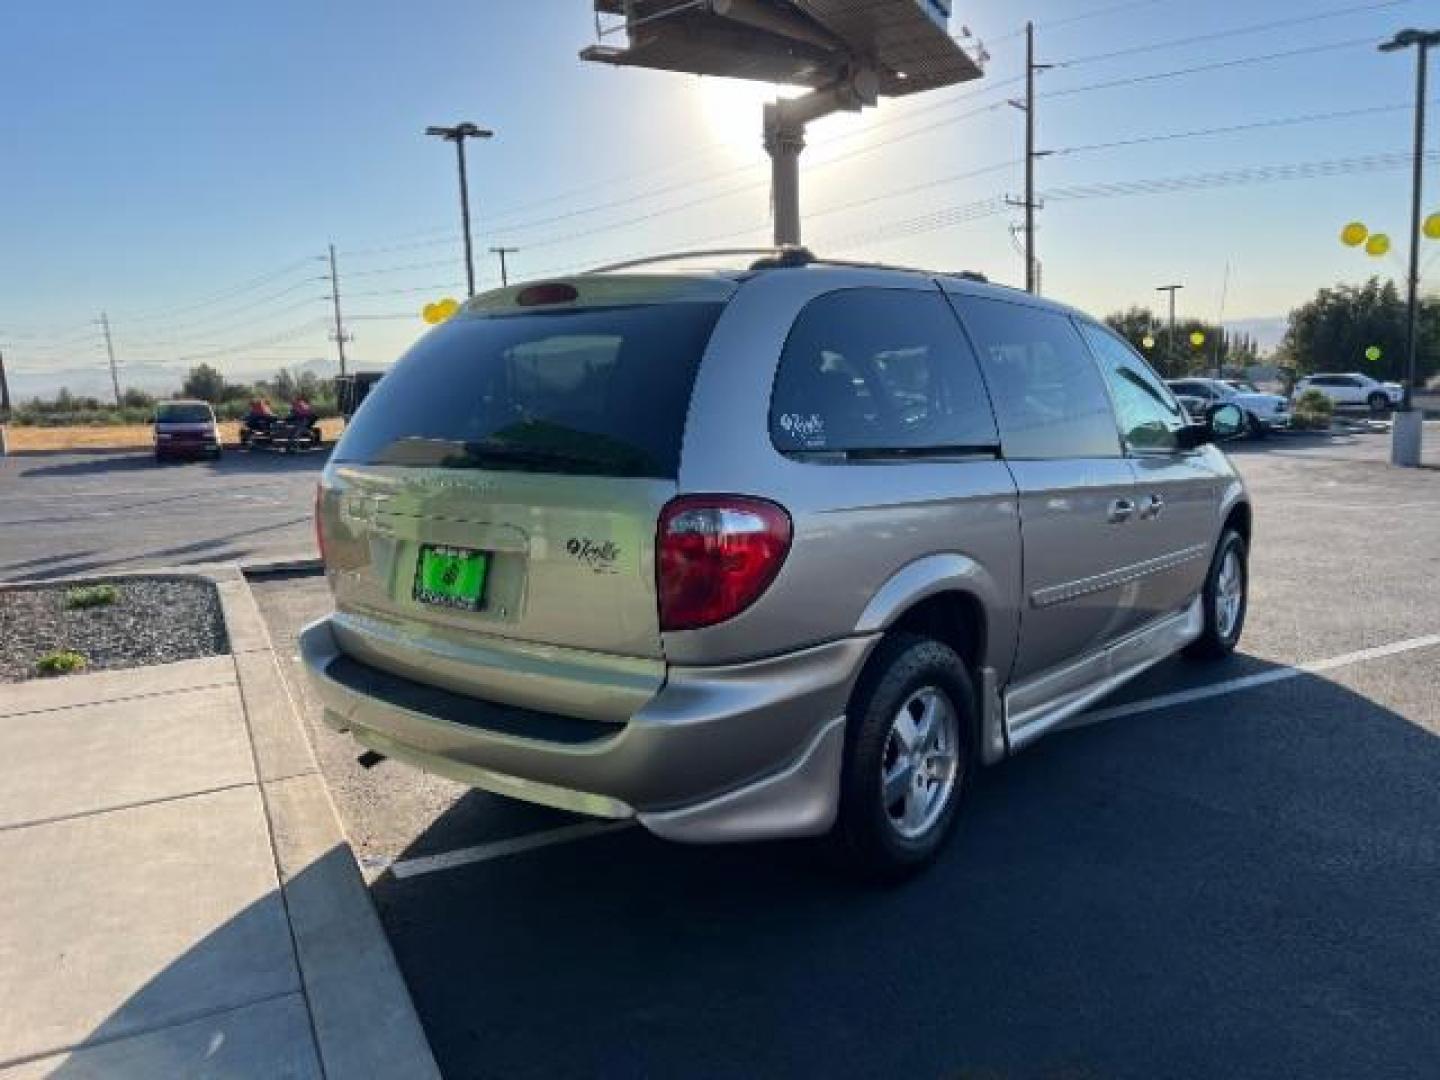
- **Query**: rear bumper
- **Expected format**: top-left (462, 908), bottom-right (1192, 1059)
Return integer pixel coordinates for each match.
top-left (299, 616), bottom-right (875, 842)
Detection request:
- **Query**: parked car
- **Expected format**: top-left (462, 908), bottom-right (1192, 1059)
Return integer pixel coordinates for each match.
top-left (1293, 373), bottom-right (1402, 413)
top-left (300, 252), bottom-right (1252, 878)
top-left (152, 399), bottom-right (221, 462)
top-left (1167, 377), bottom-right (1290, 437)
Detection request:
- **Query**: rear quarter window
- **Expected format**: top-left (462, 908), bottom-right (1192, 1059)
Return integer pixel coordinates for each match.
top-left (769, 289), bottom-right (998, 456)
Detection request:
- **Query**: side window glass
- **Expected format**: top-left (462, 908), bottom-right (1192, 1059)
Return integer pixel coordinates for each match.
top-left (1078, 322), bottom-right (1188, 454)
top-left (770, 289), bottom-right (998, 455)
top-left (950, 296), bottom-right (1121, 460)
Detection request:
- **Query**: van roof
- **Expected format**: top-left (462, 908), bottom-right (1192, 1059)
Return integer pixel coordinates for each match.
top-left (464, 247), bottom-right (1074, 319)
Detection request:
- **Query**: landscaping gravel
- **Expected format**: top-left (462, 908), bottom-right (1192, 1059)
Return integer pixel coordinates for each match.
top-left (0, 576), bottom-right (228, 682)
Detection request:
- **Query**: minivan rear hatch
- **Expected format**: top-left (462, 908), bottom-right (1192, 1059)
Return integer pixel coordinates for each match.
top-left (320, 275), bottom-right (734, 717)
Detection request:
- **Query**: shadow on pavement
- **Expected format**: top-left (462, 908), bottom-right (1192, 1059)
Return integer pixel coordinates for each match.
top-left (17, 449), bottom-right (331, 480)
top-left (365, 661), bottom-right (1440, 1079)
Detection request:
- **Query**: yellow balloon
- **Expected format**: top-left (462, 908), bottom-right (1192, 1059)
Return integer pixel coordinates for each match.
top-left (436, 298), bottom-right (461, 320)
top-left (1190, 331), bottom-right (1205, 347)
top-left (1141, 335), bottom-right (1156, 350)
top-left (422, 302), bottom-right (442, 325)
top-left (1340, 221), bottom-right (1368, 247)
top-left (1425, 212), bottom-right (1440, 241)
top-left (1365, 233), bottom-right (1391, 257)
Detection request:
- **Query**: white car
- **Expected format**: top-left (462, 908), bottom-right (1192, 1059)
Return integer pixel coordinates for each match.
top-left (1167, 377), bottom-right (1291, 437)
top-left (1293, 373), bottom-right (1403, 413)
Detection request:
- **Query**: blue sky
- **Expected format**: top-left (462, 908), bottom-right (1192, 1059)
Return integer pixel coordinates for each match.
top-left (1, 0), bottom-right (1435, 389)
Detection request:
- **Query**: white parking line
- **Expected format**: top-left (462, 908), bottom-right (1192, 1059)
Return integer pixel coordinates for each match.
top-left (379, 632), bottom-right (1440, 879)
top-left (386, 820), bottom-right (634, 880)
top-left (1069, 632), bottom-right (1440, 729)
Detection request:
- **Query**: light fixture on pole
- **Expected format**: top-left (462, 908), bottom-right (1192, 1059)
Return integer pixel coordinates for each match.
top-left (425, 123), bottom-right (494, 298)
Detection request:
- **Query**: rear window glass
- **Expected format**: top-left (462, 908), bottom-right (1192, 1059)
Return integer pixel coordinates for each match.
top-left (156, 402), bottom-right (212, 423)
top-left (770, 289), bottom-right (998, 455)
top-left (334, 302), bottom-right (723, 478)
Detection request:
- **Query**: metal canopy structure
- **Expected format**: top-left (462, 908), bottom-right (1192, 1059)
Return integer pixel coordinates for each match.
top-left (582, 0), bottom-right (985, 246)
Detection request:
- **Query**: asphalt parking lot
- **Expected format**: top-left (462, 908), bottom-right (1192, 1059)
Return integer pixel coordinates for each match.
top-left (248, 427), bottom-right (1440, 1079)
top-left (0, 448), bottom-right (325, 580)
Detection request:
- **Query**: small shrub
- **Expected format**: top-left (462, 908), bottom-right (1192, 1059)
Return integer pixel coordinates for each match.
top-left (64, 584), bottom-right (120, 610)
top-left (1292, 389), bottom-right (1335, 431)
top-left (35, 650), bottom-right (87, 677)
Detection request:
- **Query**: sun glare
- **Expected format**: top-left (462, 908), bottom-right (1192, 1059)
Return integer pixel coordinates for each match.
top-left (698, 78), bottom-right (781, 156)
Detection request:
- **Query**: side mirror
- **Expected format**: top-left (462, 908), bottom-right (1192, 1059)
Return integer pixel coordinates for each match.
top-left (1209, 403), bottom-right (1246, 441)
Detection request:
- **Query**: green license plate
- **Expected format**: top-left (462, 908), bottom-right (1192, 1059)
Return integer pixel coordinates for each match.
top-left (414, 545), bottom-right (489, 611)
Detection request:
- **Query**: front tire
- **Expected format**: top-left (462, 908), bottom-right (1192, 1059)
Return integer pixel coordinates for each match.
top-left (1368, 392), bottom-right (1389, 414)
top-left (1185, 529), bottom-right (1248, 659)
top-left (1245, 412), bottom-right (1269, 439)
top-left (828, 634), bottom-right (976, 881)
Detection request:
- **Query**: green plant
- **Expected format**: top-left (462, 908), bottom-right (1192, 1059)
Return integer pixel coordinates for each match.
top-left (64, 584), bottom-right (119, 610)
top-left (35, 650), bottom-right (87, 677)
top-left (1292, 389), bottom-right (1335, 431)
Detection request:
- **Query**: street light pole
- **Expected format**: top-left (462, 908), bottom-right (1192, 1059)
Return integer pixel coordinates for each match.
top-left (1157, 284), bottom-right (1183, 375)
top-left (1378, 27), bottom-right (1437, 467)
top-left (426, 123), bottom-right (494, 298)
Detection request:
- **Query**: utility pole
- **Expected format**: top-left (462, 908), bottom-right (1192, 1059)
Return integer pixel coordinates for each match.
top-left (98, 312), bottom-right (121, 407)
top-left (0, 347), bottom-right (11, 418)
top-left (1213, 262), bottom-right (1231, 381)
top-left (489, 246), bottom-right (519, 287)
top-left (1006, 22), bottom-right (1053, 293)
top-left (426, 123), bottom-right (494, 298)
top-left (1156, 285), bottom-right (1183, 376)
top-left (1378, 27), bottom-right (1438, 467)
top-left (327, 243), bottom-right (350, 378)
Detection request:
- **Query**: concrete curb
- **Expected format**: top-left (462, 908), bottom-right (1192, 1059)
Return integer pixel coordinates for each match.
top-left (240, 555), bottom-right (325, 578)
top-left (212, 570), bottom-right (441, 1080)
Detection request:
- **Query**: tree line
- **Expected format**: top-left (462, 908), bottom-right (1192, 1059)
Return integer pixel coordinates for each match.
top-left (1106, 277), bottom-right (1439, 386)
top-left (5, 364), bottom-right (340, 427)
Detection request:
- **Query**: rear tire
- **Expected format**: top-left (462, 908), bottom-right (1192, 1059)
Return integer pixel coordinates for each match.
top-left (827, 633), bottom-right (976, 882)
top-left (1185, 528), bottom-right (1248, 659)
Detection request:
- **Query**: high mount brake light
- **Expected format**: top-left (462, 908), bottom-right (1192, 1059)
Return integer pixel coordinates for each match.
top-left (657, 496), bottom-right (792, 632)
top-left (516, 283), bottom-right (579, 307)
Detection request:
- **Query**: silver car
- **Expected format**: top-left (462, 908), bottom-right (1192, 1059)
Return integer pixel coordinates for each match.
top-left (301, 252), bottom-right (1251, 878)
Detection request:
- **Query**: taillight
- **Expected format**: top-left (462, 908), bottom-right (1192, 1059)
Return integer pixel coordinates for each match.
top-left (657, 496), bottom-right (792, 632)
top-left (313, 485), bottom-right (327, 561)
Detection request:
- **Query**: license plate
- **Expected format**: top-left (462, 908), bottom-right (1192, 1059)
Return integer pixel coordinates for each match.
top-left (413, 545), bottom-right (489, 611)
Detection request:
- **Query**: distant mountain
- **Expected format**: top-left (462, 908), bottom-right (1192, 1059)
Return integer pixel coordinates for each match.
top-left (7, 355), bottom-right (335, 404)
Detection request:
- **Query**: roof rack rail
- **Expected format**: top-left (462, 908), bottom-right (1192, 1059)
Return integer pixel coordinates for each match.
top-left (585, 248), bottom-right (800, 274)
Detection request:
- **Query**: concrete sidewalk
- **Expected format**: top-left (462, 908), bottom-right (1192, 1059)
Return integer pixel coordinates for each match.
top-left (0, 568), bottom-right (437, 1078)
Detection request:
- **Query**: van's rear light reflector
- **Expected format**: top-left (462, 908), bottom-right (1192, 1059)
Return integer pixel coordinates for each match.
top-left (516, 283), bottom-right (579, 307)
top-left (657, 496), bottom-right (792, 632)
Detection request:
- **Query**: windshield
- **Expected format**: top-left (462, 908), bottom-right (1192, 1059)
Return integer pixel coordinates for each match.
top-left (333, 302), bottom-right (723, 478)
top-left (156, 402), bottom-right (213, 423)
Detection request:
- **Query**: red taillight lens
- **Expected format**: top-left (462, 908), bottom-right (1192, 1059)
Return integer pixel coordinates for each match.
top-left (516, 282), bottom-right (579, 307)
top-left (313, 485), bottom-right (327, 561)
top-left (657, 496), bottom-right (792, 632)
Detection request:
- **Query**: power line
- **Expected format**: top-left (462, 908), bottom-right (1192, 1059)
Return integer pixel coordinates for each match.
top-left (1056, 0), bottom-right (1411, 67)
top-left (1043, 35), bottom-right (1380, 102)
top-left (113, 257), bottom-right (317, 324)
top-left (1051, 100), bottom-right (1429, 156)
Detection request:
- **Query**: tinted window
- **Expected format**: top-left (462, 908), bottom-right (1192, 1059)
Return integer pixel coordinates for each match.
top-left (951, 297), bottom-right (1120, 460)
top-left (334, 302), bottom-right (722, 478)
top-left (1080, 322), bottom-right (1188, 453)
top-left (770, 289), bottom-right (998, 455)
top-left (1170, 380), bottom-right (1208, 398)
top-left (156, 402), bottom-right (212, 423)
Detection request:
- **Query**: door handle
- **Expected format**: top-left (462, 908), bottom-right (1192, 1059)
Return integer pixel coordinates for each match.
top-left (1107, 498), bottom-right (1136, 523)
top-left (1139, 493), bottom-right (1165, 520)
